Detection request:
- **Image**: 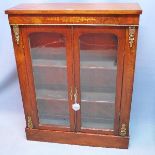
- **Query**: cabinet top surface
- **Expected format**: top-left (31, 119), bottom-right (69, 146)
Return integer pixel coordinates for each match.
top-left (5, 3), bottom-right (142, 15)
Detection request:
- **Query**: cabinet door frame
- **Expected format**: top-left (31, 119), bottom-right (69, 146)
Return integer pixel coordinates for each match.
top-left (21, 25), bottom-right (75, 131)
top-left (73, 26), bottom-right (126, 135)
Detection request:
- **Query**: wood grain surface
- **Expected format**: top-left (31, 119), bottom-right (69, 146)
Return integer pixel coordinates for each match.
top-left (5, 3), bottom-right (142, 15)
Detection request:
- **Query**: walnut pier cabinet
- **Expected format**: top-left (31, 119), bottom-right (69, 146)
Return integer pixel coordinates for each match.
top-left (5, 3), bottom-right (142, 148)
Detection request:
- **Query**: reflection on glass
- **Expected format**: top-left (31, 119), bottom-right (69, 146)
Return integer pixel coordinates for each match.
top-left (80, 33), bottom-right (118, 130)
top-left (29, 32), bottom-right (69, 126)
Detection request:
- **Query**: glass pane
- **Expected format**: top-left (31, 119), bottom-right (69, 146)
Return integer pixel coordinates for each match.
top-left (80, 33), bottom-right (118, 130)
top-left (29, 32), bottom-right (69, 126)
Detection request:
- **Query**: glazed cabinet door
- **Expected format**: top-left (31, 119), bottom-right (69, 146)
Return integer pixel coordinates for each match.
top-left (22, 26), bottom-right (75, 131)
top-left (73, 26), bottom-right (126, 135)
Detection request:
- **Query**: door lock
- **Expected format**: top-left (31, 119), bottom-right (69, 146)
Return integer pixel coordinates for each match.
top-left (72, 88), bottom-right (80, 111)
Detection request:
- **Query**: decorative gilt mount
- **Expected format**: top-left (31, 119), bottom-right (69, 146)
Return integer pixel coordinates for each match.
top-left (27, 116), bottom-right (33, 129)
top-left (51, 16), bottom-right (96, 23)
top-left (129, 26), bottom-right (135, 48)
top-left (13, 25), bottom-right (20, 45)
top-left (119, 124), bottom-right (127, 137)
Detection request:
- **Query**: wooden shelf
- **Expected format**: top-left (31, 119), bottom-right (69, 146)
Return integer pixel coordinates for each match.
top-left (80, 49), bottom-right (117, 69)
top-left (36, 88), bottom-right (115, 103)
top-left (82, 91), bottom-right (115, 103)
top-left (39, 114), bottom-right (113, 129)
top-left (31, 47), bottom-right (66, 59)
top-left (33, 58), bottom-right (116, 69)
top-left (33, 59), bottom-right (66, 68)
top-left (82, 117), bottom-right (114, 129)
top-left (81, 60), bottom-right (116, 69)
top-left (37, 98), bottom-right (69, 121)
top-left (39, 115), bottom-right (69, 126)
top-left (33, 63), bottom-right (116, 89)
top-left (37, 96), bottom-right (114, 128)
top-left (36, 89), bottom-right (68, 100)
top-left (39, 115), bottom-right (113, 129)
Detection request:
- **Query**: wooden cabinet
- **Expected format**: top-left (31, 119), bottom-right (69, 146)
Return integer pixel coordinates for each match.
top-left (5, 3), bottom-right (142, 148)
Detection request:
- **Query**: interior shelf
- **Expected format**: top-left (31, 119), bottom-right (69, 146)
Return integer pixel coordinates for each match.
top-left (81, 60), bottom-right (116, 69)
top-left (33, 58), bottom-right (116, 69)
top-left (39, 115), bottom-right (113, 129)
top-left (36, 88), bottom-right (115, 103)
top-left (39, 115), bottom-right (69, 126)
top-left (36, 89), bottom-right (68, 100)
top-left (80, 49), bottom-right (117, 69)
top-left (82, 117), bottom-right (114, 129)
top-left (33, 59), bottom-right (66, 68)
top-left (37, 95), bottom-right (114, 128)
top-left (37, 97), bottom-right (69, 126)
top-left (82, 91), bottom-right (115, 103)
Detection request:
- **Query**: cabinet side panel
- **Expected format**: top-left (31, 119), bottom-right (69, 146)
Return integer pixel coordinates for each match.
top-left (10, 26), bottom-right (33, 128)
top-left (120, 27), bottom-right (138, 136)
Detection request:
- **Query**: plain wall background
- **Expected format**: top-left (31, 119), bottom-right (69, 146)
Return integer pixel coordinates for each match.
top-left (0, 0), bottom-right (155, 155)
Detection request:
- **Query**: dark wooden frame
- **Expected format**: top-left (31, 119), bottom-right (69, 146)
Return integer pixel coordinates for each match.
top-left (21, 26), bottom-right (75, 132)
top-left (73, 26), bottom-right (126, 135)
